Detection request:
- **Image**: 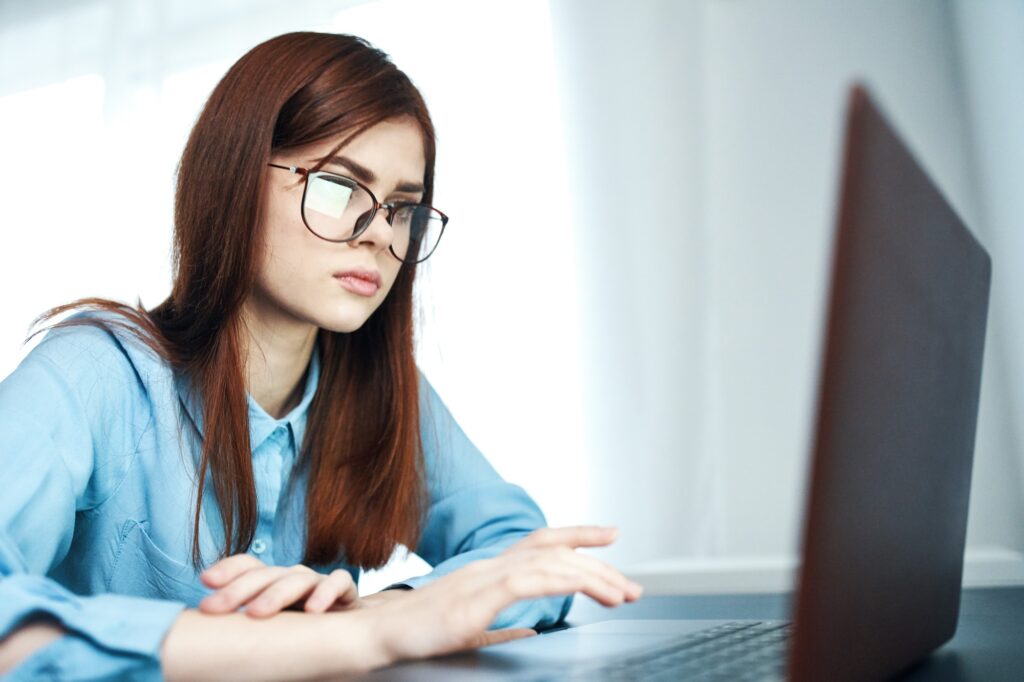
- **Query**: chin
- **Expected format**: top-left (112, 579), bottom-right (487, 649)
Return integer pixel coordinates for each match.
top-left (314, 306), bottom-right (379, 334)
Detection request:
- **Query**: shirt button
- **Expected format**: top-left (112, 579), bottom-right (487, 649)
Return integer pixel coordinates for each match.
top-left (252, 539), bottom-right (267, 555)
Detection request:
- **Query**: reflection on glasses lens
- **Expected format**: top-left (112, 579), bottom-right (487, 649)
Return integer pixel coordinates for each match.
top-left (302, 174), bottom-right (374, 241)
top-left (300, 172), bottom-right (446, 263)
top-left (304, 175), bottom-right (353, 219)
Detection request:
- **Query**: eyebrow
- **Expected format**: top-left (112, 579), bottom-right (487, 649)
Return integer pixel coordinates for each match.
top-left (318, 154), bottom-right (425, 195)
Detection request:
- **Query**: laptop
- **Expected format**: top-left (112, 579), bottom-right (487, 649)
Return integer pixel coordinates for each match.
top-left (359, 85), bottom-right (992, 681)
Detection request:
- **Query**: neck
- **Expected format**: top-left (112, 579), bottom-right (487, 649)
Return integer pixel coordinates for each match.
top-left (240, 296), bottom-right (318, 419)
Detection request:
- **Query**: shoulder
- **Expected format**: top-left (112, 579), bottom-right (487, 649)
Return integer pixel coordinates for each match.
top-left (417, 371), bottom-right (454, 443)
top-left (417, 371), bottom-right (443, 414)
top-left (30, 310), bottom-right (172, 390)
top-left (13, 310), bottom-right (176, 432)
top-left (0, 310), bottom-right (172, 509)
top-left (416, 370), bottom-right (502, 485)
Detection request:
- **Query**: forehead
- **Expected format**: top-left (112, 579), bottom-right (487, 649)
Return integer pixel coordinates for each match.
top-left (306, 118), bottom-right (426, 188)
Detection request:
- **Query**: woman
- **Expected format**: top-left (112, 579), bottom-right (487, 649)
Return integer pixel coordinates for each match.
top-left (0, 32), bottom-right (640, 680)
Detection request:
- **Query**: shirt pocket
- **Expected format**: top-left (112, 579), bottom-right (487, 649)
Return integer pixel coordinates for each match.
top-left (106, 519), bottom-right (212, 607)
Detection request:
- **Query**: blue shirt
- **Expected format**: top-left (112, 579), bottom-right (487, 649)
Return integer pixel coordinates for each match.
top-left (0, 318), bottom-right (571, 680)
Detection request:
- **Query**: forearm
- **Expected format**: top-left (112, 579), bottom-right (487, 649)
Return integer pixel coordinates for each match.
top-left (161, 608), bottom-right (390, 682)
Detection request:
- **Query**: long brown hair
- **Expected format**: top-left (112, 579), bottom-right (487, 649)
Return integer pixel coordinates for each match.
top-left (36, 32), bottom-right (432, 569)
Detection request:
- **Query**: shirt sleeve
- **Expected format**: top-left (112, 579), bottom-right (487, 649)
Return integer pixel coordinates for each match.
top-left (395, 375), bottom-right (573, 631)
top-left (0, 324), bottom-right (186, 680)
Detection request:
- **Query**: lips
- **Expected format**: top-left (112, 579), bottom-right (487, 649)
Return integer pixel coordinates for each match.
top-left (333, 268), bottom-right (381, 297)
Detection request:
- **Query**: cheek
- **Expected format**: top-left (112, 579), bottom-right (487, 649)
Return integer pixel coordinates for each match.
top-left (257, 215), bottom-right (320, 294)
top-left (376, 260), bottom-right (404, 299)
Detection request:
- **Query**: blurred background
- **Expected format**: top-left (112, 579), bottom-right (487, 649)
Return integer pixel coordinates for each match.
top-left (1, 0), bottom-right (1021, 594)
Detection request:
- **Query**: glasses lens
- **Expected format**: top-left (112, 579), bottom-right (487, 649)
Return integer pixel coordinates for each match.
top-left (390, 205), bottom-right (446, 263)
top-left (302, 173), bottom-right (374, 241)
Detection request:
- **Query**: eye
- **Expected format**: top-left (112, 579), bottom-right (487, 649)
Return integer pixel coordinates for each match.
top-left (389, 204), bottom-right (417, 227)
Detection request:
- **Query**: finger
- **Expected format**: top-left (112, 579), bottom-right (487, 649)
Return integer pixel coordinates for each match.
top-left (469, 566), bottom-right (587, 620)
top-left (246, 569), bottom-right (326, 618)
top-left (515, 526), bottom-right (619, 551)
top-left (551, 548), bottom-right (644, 602)
top-left (576, 571), bottom-right (632, 607)
top-left (381, 564), bottom-right (582, 661)
top-left (496, 546), bottom-right (639, 605)
top-left (200, 554), bottom-right (266, 588)
top-left (534, 560), bottom-right (625, 607)
top-left (442, 554), bottom-right (577, 604)
top-left (467, 628), bottom-right (537, 650)
top-left (199, 565), bottom-right (293, 613)
top-left (304, 569), bottom-right (359, 613)
top-left (481, 549), bottom-right (636, 608)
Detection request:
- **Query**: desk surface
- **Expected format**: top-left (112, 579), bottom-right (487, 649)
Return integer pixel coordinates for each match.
top-left (563, 585), bottom-right (1024, 681)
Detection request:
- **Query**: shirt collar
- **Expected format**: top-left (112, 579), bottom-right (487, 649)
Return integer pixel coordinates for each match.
top-left (248, 348), bottom-right (320, 450)
top-left (176, 346), bottom-right (321, 452)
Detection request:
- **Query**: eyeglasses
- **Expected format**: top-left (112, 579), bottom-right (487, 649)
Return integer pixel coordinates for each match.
top-left (267, 163), bottom-right (448, 264)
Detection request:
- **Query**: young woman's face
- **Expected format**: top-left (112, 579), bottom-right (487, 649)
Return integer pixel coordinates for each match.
top-left (253, 117), bottom-right (426, 334)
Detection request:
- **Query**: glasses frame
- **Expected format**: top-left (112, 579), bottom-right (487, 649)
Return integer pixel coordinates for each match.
top-left (267, 162), bottom-right (448, 264)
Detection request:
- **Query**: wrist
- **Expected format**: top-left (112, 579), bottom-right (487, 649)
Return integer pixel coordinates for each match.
top-left (329, 608), bottom-right (394, 673)
top-left (162, 609), bottom-right (396, 681)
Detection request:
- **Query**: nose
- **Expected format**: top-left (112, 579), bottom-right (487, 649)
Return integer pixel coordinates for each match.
top-left (350, 207), bottom-right (393, 252)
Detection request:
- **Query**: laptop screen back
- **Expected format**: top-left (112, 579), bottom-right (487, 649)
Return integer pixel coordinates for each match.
top-left (789, 86), bottom-right (992, 681)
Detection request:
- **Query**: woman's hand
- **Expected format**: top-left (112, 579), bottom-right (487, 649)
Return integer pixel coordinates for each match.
top-left (198, 554), bottom-right (359, 618)
top-left (190, 525), bottom-right (640, 672)
top-left (501, 525), bottom-right (643, 606)
top-left (361, 525), bottom-right (643, 664)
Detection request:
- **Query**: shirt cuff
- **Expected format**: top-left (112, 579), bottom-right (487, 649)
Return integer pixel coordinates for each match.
top-left (1, 574), bottom-right (186, 678)
top-left (5, 631), bottom-right (164, 681)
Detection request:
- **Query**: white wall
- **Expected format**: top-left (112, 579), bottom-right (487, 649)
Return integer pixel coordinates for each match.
top-left (952, 0), bottom-right (1024, 552)
top-left (547, 0), bottom-right (716, 563)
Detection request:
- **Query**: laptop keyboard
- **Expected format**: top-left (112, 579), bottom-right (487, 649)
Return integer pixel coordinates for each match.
top-left (564, 620), bottom-right (792, 681)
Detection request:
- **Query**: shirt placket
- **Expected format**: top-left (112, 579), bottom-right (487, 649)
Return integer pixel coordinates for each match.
top-left (251, 425), bottom-right (288, 563)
